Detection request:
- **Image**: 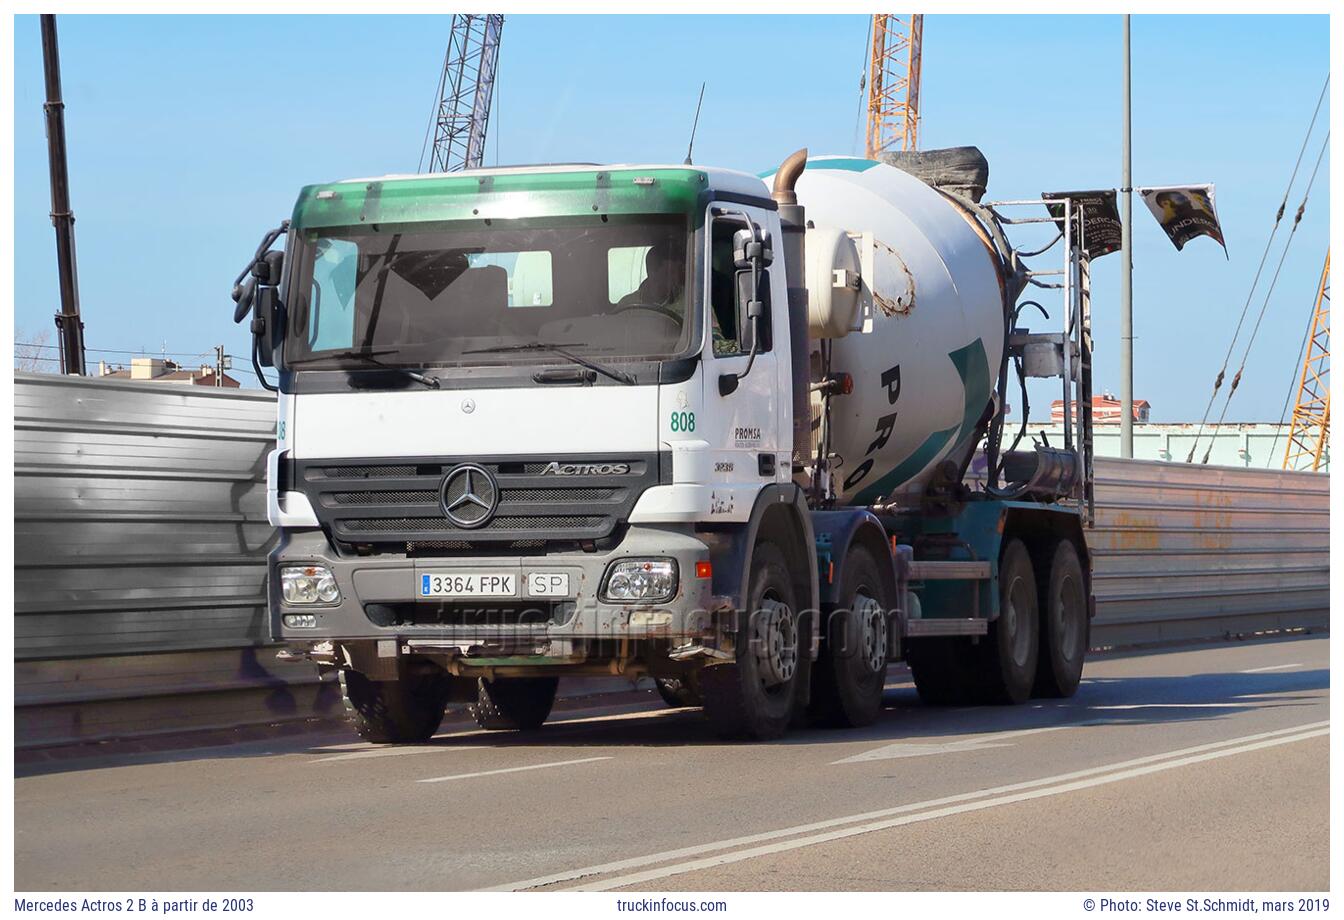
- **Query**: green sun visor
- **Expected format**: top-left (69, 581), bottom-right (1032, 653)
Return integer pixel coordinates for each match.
top-left (292, 167), bottom-right (710, 231)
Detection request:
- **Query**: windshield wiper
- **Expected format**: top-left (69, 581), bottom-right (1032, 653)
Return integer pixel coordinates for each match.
top-left (289, 348), bottom-right (440, 389)
top-left (462, 342), bottom-right (636, 385)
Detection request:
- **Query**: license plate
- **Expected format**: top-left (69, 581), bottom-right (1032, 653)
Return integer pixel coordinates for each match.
top-left (419, 572), bottom-right (517, 598)
top-left (527, 573), bottom-right (570, 597)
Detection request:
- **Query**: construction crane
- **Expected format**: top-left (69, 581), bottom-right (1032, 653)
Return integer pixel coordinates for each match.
top-left (1283, 251), bottom-right (1330, 471)
top-left (865, 14), bottom-right (923, 159)
top-left (421, 14), bottom-right (504, 173)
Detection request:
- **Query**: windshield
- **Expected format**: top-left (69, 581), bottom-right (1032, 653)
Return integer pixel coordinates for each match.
top-left (284, 214), bottom-right (692, 370)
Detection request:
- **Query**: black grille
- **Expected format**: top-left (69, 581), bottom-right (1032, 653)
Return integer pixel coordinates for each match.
top-left (344, 515), bottom-right (605, 533)
top-left (324, 464), bottom-right (418, 478)
top-left (296, 453), bottom-right (665, 549)
top-left (365, 601), bottom-right (577, 628)
top-left (407, 539), bottom-right (547, 554)
top-left (331, 490), bottom-right (438, 505)
top-left (327, 486), bottom-right (619, 507)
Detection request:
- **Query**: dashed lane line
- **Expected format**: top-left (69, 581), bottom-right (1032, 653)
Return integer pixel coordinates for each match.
top-left (418, 756), bottom-right (613, 784)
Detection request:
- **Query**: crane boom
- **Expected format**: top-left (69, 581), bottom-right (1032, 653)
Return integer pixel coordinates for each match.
top-left (423, 14), bottom-right (504, 173)
top-left (866, 14), bottom-right (923, 159)
top-left (1283, 251), bottom-right (1331, 471)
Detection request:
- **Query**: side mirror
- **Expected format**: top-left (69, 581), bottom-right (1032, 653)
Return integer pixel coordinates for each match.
top-left (252, 287), bottom-right (284, 368)
top-left (252, 250), bottom-right (285, 286)
top-left (232, 276), bottom-right (258, 324)
top-left (732, 227), bottom-right (773, 269)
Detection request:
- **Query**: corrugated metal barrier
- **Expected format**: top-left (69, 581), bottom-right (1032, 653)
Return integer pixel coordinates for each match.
top-left (12, 374), bottom-right (1330, 748)
top-left (14, 373), bottom-right (340, 747)
top-left (1088, 456), bottom-right (1330, 645)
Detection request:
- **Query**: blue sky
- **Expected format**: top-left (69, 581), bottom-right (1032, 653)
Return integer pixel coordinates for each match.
top-left (12, 13), bottom-right (1330, 421)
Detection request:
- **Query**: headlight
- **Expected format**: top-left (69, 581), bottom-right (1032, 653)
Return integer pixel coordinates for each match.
top-left (280, 565), bottom-right (342, 606)
top-left (601, 558), bottom-right (678, 604)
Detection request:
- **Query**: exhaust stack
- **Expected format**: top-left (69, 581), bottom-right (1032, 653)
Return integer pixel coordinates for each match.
top-left (771, 149), bottom-right (811, 471)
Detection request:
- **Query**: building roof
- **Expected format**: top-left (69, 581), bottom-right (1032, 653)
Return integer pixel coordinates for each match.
top-left (99, 362), bottom-right (240, 388)
top-left (1051, 395), bottom-right (1151, 410)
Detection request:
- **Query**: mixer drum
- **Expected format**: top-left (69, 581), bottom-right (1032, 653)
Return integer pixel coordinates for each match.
top-left (774, 156), bottom-right (1009, 508)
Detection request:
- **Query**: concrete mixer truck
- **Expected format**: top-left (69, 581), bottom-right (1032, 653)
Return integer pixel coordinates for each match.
top-left (231, 148), bottom-right (1097, 741)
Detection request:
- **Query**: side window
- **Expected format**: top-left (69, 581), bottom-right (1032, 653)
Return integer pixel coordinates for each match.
top-left (308, 238), bottom-right (359, 351)
top-left (709, 217), bottom-right (772, 356)
top-left (608, 245), bottom-right (651, 304)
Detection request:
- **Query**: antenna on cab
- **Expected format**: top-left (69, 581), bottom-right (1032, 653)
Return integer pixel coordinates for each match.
top-left (684, 82), bottom-right (706, 165)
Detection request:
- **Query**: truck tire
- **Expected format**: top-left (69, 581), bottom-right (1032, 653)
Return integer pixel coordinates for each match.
top-left (700, 542), bottom-right (803, 740)
top-left (808, 546), bottom-right (890, 727)
top-left (655, 675), bottom-right (702, 708)
top-left (340, 669), bottom-right (452, 744)
top-left (977, 538), bottom-right (1040, 704)
top-left (1035, 539), bottom-right (1088, 698)
top-left (471, 676), bottom-right (558, 731)
top-left (907, 637), bottom-right (978, 706)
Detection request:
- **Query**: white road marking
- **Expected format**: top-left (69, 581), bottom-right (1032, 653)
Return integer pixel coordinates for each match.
top-left (419, 756), bottom-right (611, 784)
top-left (833, 739), bottom-right (1015, 762)
top-left (489, 720), bottom-right (1327, 891)
top-left (1240, 663), bottom-right (1303, 673)
top-left (832, 724), bottom-right (1072, 764)
top-left (1088, 703), bottom-right (1252, 710)
top-left (564, 726), bottom-right (1329, 891)
top-left (312, 745), bottom-right (484, 763)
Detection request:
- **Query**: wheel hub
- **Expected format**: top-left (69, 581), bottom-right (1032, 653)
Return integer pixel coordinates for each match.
top-left (752, 598), bottom-right (797, 687)
top-left (855, 592), bottom-right (887, 673)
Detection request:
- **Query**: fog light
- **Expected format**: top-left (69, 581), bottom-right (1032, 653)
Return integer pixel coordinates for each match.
top-left (283, 613), bottom-right (318, 628)
top-left (601, 558), bottom-right (677, 604)
top-left (280, 565), bottom-right (341, 606)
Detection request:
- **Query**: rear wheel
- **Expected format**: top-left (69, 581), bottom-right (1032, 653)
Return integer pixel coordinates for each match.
top-left (341, 669), bottom-right (451, 744)
top-left (977, 539), bottom-right (1040, 704)
top-left (471, 676), bottom-right (559, 731)
top-left (701, 542), bottom-right (804, 740)
top-left (809, 546), bottom-right (890, 727)
top-left (1035, 539), bottom-right (1088, 697)
top-left (907, 636), bottom-right (979, 706)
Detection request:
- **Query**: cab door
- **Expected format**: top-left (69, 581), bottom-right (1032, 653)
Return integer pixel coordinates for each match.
top-left (697, 205), bottom-right (787, 520)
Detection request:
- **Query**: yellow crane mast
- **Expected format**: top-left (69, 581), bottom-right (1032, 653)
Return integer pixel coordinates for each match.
top-left (866, 14), bottom-right (924, 158)
top-left (1283, 251), bottom-right (1330, 471)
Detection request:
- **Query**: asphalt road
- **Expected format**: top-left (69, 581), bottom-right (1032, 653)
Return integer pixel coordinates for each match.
top-left (14, 635), bottom-right (1329, 892)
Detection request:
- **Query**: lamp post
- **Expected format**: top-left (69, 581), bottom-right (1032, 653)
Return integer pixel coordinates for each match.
top-left (1119, 14), bottom-right (1134, 457)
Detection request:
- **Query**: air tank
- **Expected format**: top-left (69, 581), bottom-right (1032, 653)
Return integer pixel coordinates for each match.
top-left (766, 155), bottom-right (1010, 508)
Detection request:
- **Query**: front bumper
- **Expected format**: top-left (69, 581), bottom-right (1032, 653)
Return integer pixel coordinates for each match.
top-left (270, 525), bottom-right (720, 651)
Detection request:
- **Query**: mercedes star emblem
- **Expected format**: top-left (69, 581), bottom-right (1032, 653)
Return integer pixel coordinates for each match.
top-left (461, 398), bottom-right (476, 414)
top-left (439, 463), bottom-right (498, 529)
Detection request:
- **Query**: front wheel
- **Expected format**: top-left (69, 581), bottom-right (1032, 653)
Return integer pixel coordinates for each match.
top-left (655, 675), bottom-right (702, 708)
top-left (341, 670), bottom-right (452, 744)
top-left (808, 546), bottom-right (890, 727)
top-left (471, 676), bottom-right (559, 731)
top-left (701, 542), bottom-right (804, 740)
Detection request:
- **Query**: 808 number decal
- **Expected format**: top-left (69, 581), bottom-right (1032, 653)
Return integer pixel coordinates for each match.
top-left (670, 411), bottom-right (696, 432)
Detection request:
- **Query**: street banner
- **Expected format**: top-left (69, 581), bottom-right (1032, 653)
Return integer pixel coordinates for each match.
top-left (1139, 184), bottom-right (1228, 256)
top-left (1041, 190), bottom-right (1123, 258)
